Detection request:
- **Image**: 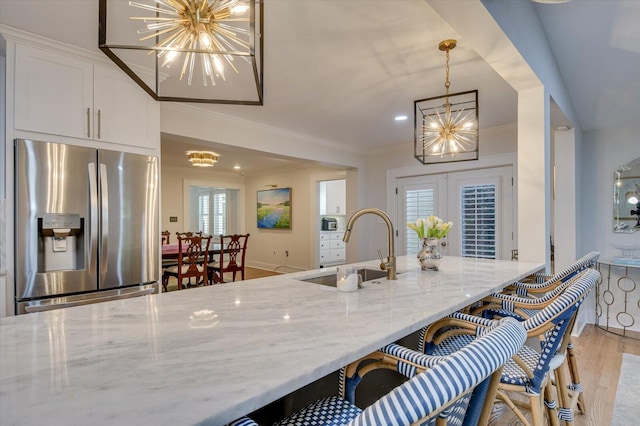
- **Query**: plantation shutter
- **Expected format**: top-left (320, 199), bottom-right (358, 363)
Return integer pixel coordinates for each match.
top-left (405, 189), bottom-right (435, 254)
top-left (460, 184), bottom-right (496, 259)
top-left (198, 193), bottom-right (210, 235)
top-left (213, 192), bottom-right (226, 235)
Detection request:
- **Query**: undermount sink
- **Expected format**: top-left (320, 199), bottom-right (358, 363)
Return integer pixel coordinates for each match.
top-left (299, 268), bottom-right (390, 287)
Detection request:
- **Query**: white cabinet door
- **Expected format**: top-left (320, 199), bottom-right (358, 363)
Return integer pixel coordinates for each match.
top-left (93, 65), bottom-right (159, 149)
top-left (321, 179), bottom-right (346, 215)
top-left (13, 44), bottom-right (159, 150)
top-left (14, 44), bottom-right (93, 139)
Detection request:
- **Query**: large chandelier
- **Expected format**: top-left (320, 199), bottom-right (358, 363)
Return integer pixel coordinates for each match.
top-left (99, 0), bottom-right (263, 104)
top-left (414, 39), bottom-right (479, 165)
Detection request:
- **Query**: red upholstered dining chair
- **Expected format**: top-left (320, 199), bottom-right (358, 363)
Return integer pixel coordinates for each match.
top-left (208, 234), bottom-right (249, 283)
top-left (162, 234), bottom-right (211, 291)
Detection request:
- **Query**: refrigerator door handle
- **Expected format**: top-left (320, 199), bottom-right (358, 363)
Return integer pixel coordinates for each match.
top-left (23, 285), bottom-right (157, 313)
top-left (88, 162), bottom-right (99, 277)
top-left (100, 163), bottom-right (109, 280)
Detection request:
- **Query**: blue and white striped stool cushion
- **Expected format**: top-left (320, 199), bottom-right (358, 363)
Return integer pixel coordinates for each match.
top-left (227, 418), bottom-right (259, 426)
top-left (274, 396), bottom-right (362, 426)
top-left (509, 251), bottom-right (599, 292)
top-left (351, 318), bottom-right (526, 426)
top-left (268, 318), bottom-right (526, 426)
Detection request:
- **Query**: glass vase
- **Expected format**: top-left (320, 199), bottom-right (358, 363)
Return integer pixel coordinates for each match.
top-left (417, 237), bottom-right (442, 271)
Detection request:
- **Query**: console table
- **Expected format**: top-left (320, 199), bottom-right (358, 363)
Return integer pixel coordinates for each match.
top-left (596, 259), bottom-right (640, 340)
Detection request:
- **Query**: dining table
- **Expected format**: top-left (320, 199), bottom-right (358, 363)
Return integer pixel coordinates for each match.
top-left (161, 242), bottom-right (222, 259)
top-left (0, 255), bottom-right (543, 425)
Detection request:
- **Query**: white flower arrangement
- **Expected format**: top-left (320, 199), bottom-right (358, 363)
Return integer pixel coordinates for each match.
top-left (407, 215), bottom-right (453, 239)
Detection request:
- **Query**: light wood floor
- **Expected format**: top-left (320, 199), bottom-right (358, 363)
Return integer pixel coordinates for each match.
top-left (492, 324), bottom-right (640, 425)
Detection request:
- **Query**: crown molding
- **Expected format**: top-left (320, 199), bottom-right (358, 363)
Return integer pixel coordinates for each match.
top-left (0, 25), bottom-right (110, 65)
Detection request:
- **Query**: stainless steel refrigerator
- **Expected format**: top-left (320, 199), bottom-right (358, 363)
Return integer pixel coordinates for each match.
top-left (14, 139), bottom-right (159, 314)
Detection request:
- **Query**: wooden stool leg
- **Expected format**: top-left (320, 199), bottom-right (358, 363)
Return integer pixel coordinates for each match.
top-left (543, 383), bottom-right (560, 426)
top-left (554, 363), bottom-right (574, 426)
top-left (566, 340), bottom-right (586, 414)
top-left (530, 393), bottom-right (547, 426)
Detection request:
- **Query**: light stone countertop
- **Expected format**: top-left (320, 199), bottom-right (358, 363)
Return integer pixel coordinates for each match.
top-left (0, 255), bottom-right (543, 425)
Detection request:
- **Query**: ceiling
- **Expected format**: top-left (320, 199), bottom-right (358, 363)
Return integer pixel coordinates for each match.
top-left (2, 0), bottom-right (639, 173)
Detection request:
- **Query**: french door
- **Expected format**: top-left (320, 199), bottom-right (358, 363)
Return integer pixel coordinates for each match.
top-left (397, 174), bottom-right (447, 255)
top-left (397, 166), bottom-right (513, 260)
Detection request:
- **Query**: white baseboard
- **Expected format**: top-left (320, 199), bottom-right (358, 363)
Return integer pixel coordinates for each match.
top-left (246, 261), bottom-right (308, 274)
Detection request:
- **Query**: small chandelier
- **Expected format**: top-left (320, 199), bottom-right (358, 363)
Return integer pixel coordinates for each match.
top-left (414, 39), bottom-right (479, 165)
top-left (99, 0), bottom-right (263, 105)
top-left (187, 151), bottom-right (218, 167)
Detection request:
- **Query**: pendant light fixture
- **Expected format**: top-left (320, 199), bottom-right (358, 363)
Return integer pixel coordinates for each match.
top-left (99, 0), bottom-right (263, 105)
top-left (414, 39), bottom-right (479, 165)
top-left (186, 151), bottom-right (218, 167)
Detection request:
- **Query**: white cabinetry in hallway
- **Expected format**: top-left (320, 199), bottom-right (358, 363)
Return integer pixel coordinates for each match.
top-left (319, 231), bottom-right (345, 266)
top-left (13, 43), bottom-right (159, 150)
top-left (319, 179), bottom-right (346, 215)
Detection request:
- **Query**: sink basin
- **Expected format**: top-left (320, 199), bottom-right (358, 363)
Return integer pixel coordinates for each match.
top-left (299, 268), bottom-right (390, 287)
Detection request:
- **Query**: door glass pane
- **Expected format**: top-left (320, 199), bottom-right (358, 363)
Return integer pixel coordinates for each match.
top-left (405, 189), bottom-right (435, 254)
top-left (460, 184), bottom-right (496, 259)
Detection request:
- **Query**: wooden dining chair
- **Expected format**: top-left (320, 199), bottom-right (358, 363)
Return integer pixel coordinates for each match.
top-left (208, 234), bottom-right (249, 283)
top-left (162, 234), bottom-right (211, 291)
top-left (161, 230), bottom-right (170, 245)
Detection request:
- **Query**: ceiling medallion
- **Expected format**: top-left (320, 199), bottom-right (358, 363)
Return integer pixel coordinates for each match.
top-left (414, 39), bottom-right (479, 165)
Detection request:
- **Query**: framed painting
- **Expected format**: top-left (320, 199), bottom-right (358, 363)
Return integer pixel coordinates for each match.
top-left (257, 188), bottom-right (292, 229)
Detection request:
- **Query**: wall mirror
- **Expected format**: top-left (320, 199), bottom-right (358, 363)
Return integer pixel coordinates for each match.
top-left (614, 157), bottom-right (640, 233)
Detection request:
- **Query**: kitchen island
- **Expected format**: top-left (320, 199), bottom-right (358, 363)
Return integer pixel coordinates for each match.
top-left (0, 255), bottom-right (543, 425)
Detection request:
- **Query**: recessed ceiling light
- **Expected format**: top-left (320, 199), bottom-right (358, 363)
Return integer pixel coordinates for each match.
top-left (395, 115), bottom-right (408, 121)
top-left (233, 165), bottom-right (241, 170)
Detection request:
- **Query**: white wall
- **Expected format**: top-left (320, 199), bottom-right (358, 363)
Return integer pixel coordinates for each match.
top-left (553, 127), bottom-right (577, 271)
top-left (583, 124), bottom-right (640, 332)
top-left (582, 125), bottom-right (640, 259)
top-left (160, 165), bottom-right (245, 237)
top-left (244, 166), bottom-right (349, 272)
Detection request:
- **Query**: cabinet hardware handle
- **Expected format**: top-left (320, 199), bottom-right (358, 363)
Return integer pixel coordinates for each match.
top-left (87, 107), bottom-right (91, 138)
top-left (97, 109), bottom-right (101, 139)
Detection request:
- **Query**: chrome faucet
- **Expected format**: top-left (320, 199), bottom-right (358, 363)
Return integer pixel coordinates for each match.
top-left (343, 208), bottom-right (397, 280)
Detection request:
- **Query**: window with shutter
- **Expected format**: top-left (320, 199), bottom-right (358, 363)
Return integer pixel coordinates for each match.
top-left (213, 192), bottom-right (226, 235)
top-left (460, 184), bottom-right (496, 259)
top-left (198, 193), bottom-right (211, 235)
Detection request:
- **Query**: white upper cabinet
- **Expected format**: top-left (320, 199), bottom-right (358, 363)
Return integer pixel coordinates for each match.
top-left (15, 44), bottom-right (93, 139)
top-left (13, 43), bottom-right (159, 150)
top-left (320, 179), bottom-right (346, 215)
top-left (93, 65), bottom-right (158, 149)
